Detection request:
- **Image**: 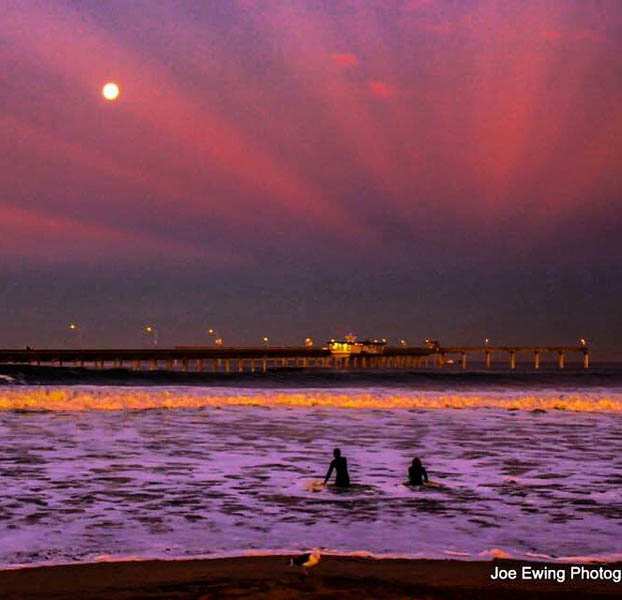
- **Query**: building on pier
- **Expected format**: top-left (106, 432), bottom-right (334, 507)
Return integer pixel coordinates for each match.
top-left (328, 335), bottom-right (386, 356)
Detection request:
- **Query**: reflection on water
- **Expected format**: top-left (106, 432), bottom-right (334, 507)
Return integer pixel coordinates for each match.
top-left (0, 387), bottom-right (621, 567)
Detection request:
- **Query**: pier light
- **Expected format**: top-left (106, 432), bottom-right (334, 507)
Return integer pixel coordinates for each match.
top-left (304, 337), bottom-right (314, 348)
top-left (484, 337), bottom-right (490, 345)
top-left (208, 328), bottom-right (215, 335)
top-left (400, 339), bottom-right (407, 347)
top-left (262, 336), bottom-right (269, 347)
top-left (424, 338), bottom-right (441, 351)
top-left (67, 322), bottom-right (83, 348)
top-left (214, 337), bottom-right (224, 347)
top-left (579, 338), bottom-right (587, 347)
top-left (144, 325), bottom-right (158, 346)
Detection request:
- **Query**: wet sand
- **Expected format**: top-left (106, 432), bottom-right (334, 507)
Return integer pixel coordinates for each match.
top-left (1, 556), bottom-right (620, 599)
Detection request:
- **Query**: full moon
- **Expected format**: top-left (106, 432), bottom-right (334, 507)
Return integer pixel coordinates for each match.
top-left (102, 82), bottom-right (120, 101)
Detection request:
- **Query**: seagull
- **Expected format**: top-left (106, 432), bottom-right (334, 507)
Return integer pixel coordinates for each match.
top-left (289, 549), bottom-right (321, 573)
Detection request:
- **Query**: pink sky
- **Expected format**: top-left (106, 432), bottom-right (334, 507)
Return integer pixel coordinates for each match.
top-left (1, 1), bottom-right (620, 349)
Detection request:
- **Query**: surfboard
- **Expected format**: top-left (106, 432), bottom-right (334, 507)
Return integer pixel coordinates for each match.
top-left (403, 480), bottom-right (444, 489)
top-left (304, 479), bottom-right (377, 494)
top-left (425, 480), bottom-right (443, 488)
top-left (326, 483), bottom-right (376, 494)
top-left (304, 479), bottom-right (326, 493)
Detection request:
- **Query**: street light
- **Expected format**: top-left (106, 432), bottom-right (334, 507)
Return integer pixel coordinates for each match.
top-left (484, 337), bottom-right (490, 346)
top-left (304, 337), bottom-right (314, 348)
top-left (68, 322), bottom-right (87, 346)
top-left (262, 336), bottom-right (269, 347)
top-left (207, 328), bottom-right (224, 347)
top-left (144, 325), bottom-right (158, 346)
top-left (400, 339), bottom-right (407, 347)
top-left (67, 322), bottom-right (83, 348)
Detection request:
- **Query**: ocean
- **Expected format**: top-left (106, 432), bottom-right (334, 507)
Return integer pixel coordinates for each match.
top-left (0, 367), bottom-right (621, 568)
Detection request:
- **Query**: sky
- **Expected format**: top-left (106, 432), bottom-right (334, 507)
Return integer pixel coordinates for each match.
top-left (1, 0), bottom-right (621, 353)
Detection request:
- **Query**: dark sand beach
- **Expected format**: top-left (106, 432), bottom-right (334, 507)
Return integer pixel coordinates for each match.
top-left (1, 556), bottom-right (620, 599)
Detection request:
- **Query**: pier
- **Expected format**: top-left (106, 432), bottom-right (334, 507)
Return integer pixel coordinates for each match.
top-left (435, 345), bottom-right (590, 370)
top-left (0, 346), bottom-right (433, 373)
top-left (0, 344), bottom-right (590, 372)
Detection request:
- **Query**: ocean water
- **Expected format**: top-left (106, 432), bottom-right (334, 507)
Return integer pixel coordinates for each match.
top-left (0, 371), bottom-right (621, 567)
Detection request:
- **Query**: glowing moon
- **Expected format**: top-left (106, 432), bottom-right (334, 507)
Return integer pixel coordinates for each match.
top-left (102, 82), bottom-right (120, 101)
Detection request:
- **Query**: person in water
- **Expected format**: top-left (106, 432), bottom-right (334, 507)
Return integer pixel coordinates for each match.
top-left (324, 448), bottom-right (350, 487)
top-left (408, 457), bottom-right (428, 486)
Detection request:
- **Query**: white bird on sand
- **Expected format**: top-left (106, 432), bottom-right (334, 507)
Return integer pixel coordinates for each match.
top-left (289, 549), bottom-right (321, 573)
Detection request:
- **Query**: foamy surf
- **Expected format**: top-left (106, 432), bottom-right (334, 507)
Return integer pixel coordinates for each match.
top-left (1, 385), bottom-right (619, 569)
top-left (1, 385), bottom-right (622, 411)
top-left (2, 548), bottom-right (620, 572)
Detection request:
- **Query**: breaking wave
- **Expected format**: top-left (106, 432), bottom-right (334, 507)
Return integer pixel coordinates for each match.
top-left (1, 386), bottom-right (622, 412)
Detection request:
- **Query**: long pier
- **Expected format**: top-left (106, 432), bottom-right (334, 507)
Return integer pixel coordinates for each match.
top-left (0, 344), bottom-right (590, 372)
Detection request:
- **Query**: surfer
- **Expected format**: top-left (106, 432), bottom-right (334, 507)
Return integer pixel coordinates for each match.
top-left (408, 457), bottom-right (428, 486)
top-left (324, 448), bottom-right (350, 487)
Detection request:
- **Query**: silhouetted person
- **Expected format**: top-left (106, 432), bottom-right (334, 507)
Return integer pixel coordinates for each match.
top-left (324, 448), bottom-right (350, 487)
top-left (408, 457), bottom-right (428, 486)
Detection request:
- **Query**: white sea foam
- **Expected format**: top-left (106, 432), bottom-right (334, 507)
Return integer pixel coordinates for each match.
top-left (0, 386), bottom-right (620, 568)
top-left (3, 548), bottom-right (621, 573)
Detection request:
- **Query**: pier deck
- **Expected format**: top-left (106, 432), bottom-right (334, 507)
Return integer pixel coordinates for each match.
top-left (0, 344), bottom-right (589, 371)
